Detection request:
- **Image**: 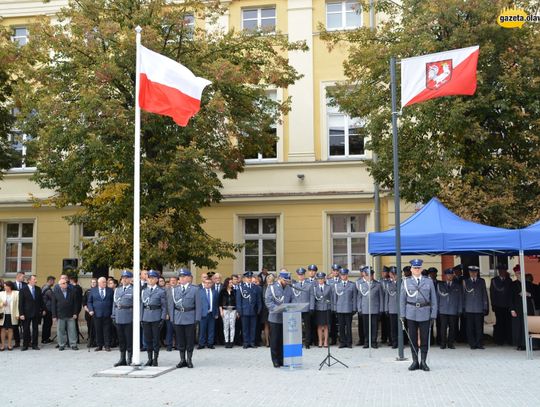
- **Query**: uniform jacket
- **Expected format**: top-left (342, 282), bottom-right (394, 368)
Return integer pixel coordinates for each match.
top-left (437, 280), bottom-right (463, 316)
top-left (399, 276), bottom-right (438, 322)
top-left (236, 282), bottom-right (262, 316)
top-left (111, 284), bottom-right (134, 324)
top-left (356, 279), bottom-right (384, 314)
top-left (310, 283), bottom-right (332, 311)
top-left (291, 280), bottom-right (313, 312)
top-left (490, 276), bottom-right (513, 309)
top-left (199, 286), bottom-right (219, 318)
top-left (264, 282), bottom-right (293, 324)
top-left (87, 287), bottom-right (114, 318)
top-left (384, 279), bottom-right (398, 314)
top-left (18, 285), bottom-right (45, 319)
top-left (168, 284), bottom-right (201, 325)
top-left (462, 278), bottom-right (489, 314)
top-left (140, 285), bottom-right (167, 322)
top-left (332, 280), bottom-right (357, 313)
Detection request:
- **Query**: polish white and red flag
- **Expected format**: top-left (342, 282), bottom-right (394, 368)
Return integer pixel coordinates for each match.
top-left (139, 45), bottom-right (211, 126)
top-left (401, 45), bottom-right (479, 108)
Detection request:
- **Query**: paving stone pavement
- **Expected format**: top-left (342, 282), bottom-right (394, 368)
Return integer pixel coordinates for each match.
top-left (3, 343), bottom-right (540, 407)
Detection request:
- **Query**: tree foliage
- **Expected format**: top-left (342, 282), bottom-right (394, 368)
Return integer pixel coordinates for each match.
top-left (322, 0), bottom-right (540, 227)
top-left (17, 0), bottom-right (306, 270)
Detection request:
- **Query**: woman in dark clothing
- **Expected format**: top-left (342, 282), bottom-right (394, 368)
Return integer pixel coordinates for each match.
top-left (219, 278), bottom-right (237, 348)
top-left (510, 266), bottom-right (535, 350)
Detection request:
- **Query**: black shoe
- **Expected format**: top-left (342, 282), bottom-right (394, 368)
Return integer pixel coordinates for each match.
top-left (420, 361), bottom-right (430, 371)
top-left (339, 344), bottom-right (346, 348)
top-left (408, 361), bottom-right (419, 371)
top-left (448, 344), bottom-right (455, 349)
top-left (440, 345), bottom-right (447, 349)
top-left (167, 346), bottom-right (172, 352)
top-left (273, 361), bottom-right (280, 368)
top-left (95, 346), bottom-right (103, 351)
top-left (105, 347), bottom-right (111, 352)
top-left (187, 360), bottom-right (193, 368)
top-left (305, 345), bottom-right (310, 349)
top-left (176, 361), bottom-right (187, 368)
top-left (197, 345), bottom-right (206, 350)
top-left (21, 347), bottom-right (28, 351)
top-left (152, 358), bottom-right (158, 367)
top-left (42, 339), bottom-right (52, 344)
top-left (243, 345), bottom-right (248, 349)
top-left (356, 342), bottom-right (364, 346)
top-left (208, 345), bottom-right (215, 349)
top-left (477, 345), bottom-right (485, 349)
top-left (71, 346), bottom-right (79, 351)
top-left (470, 346), bottom-right (477, 350)
top-left (392, 345), bottom-right (398, 349)
top-left (114, 359), bottom-right (127, 367)
top-left (145, 359), bottom-right (153, 366)
top-left (372, 343), bottom-right (378, 349)
top-left (347, 345), bottom-right (353, 348)
top-left (363, 344), bottom-right (369, 349)
top-left (59, 346), bottom-right (65, 351)
top-left (32, 346), bottom-right (40, 350)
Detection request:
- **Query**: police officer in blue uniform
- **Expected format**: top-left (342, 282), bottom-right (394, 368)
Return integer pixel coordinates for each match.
top-left (333, 268), bottom-right (357, 348)
top-left (264, 270), bottom-right (293, 368)
top-left (400, 259), bottom-right (438, 371)
top-left (236, 271), bottom-right (262, 349)
top-left (380, 266), bottom-right (391, 345)
top-left (169, 268), bottom-right (201, 368)
top-left (384, 266), bottom-right (399, 348)
top-left (357, 266), bottom-right (384, 348)
top-left (310, 272), bottom-right (332, 347)
top-left (141, 270), bottom-right (167, 366)
top-left (112, 270), bottom-right (134, 366)
top-left (292, 267), bottom-right (313, 349)
top-left (463, 265), bottom-right (489, 349)
top-left (437, 268), bottom-right (463, 349)
top-left (307, 264), bottom-right (319, 345)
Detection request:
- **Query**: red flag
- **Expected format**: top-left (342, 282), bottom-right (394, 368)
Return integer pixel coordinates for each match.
top-left (401, 46), bottom-right (479, 108)
top-left (139, 46), bottom-right (211, 126)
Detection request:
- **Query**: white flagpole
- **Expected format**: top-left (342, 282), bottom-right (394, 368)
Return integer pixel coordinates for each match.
top-left (132, 25), bottom-right (142, 367)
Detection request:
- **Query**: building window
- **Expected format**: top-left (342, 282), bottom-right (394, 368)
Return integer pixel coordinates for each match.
top-left (5, 222), bottom-right (34, 274)
top-left (327, 101), bottom-right (365, 158)
top-left (245, 90), bottom-right (278, 162)
top-left (11, 26), bottom-right (29, 46)
top-left (326, 1), bottom-right (362, 30)
top-left (242, 7), bottom-right (276, 32)
top-left (330, 214), bottom-right (366, 272)
top-left (243, 217), bottom-right (277, 273)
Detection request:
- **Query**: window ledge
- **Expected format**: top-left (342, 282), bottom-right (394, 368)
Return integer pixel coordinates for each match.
top-left (5, 167), bottom-right (37, 175)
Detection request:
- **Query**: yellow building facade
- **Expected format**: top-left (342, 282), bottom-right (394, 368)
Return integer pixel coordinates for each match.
top-left (0, 0), bottom-right (436, 286)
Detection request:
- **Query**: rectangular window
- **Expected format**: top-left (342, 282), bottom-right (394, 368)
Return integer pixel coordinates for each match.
top-left (330, 214), bottom-right (366, 272)
top-left (242, 7), bottom-right (276, 32)
top-left (243, 217), bottom-right (277, 273)
top-left (326, 1), bottom-right (362, 30)
top-left (245, 90), bottom-right (278, 162)
top-left (8, 108), bottom-right (36, 170)
top-left (327, 101), bottom-right (365, 158)
top-left (11, 26), bottom-right (29, 46)
top-left (5, 222), bottom-right (34, 274)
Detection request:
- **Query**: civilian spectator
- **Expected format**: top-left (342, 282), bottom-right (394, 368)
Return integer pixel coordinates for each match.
top-left (0, 281), bottom-right (20, 350)
top-left (41, 276), bottom-right (56, 344)
top-left (52, 278), bottom-right (78, 350)
top-left (87, 277), bottom-right (114, 351)
top-left (18, 275), bottom-right (46, 350)
top-left (83, 278), bottom-right (97, 347)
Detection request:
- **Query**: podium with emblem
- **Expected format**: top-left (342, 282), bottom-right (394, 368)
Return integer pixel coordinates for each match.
top-left (274, 302), bottom-right (309, 368)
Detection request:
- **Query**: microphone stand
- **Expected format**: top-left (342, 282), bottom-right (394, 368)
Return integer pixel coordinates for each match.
top-left (319, 298), bottom-right (348, 370)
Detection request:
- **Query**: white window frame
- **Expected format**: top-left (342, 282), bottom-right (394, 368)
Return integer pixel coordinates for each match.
top-left (326, 1), bottom-right (363, 31)
top-left (3, 221), bottom-right (35, 276)
top-left (242, 217), bottom-right (277, 273)
top-left (11, 26), bottom-right (29, 46)
top-left (329, 214), bottom-right (367, 273)
top-left (245, 89), bottom-right (282, 164)
top-left (241, 7), bottom-right (276, 33)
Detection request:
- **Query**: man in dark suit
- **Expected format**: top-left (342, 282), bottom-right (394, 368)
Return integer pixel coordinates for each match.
top-left (87, 277), bottom-right (114, 351)
top-left (18, 275), bottom-right (46, 350)
top-left (198, 278), bottom-right (218, 349)
top-left (69, 275), bottom-right (84, 343)
top-left (13, 271), bottom-right (27, 348)
top-left (52, 277), bottom-right (79, 350)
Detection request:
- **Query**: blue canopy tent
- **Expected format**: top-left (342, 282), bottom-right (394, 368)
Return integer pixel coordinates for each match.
top-left (368, 197), bottom-right (534, 358)
top-left (368, 197), bottom-right (521, 255)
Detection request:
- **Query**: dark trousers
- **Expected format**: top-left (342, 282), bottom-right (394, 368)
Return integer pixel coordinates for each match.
top-left (199, 314), bottom-right (216, 346)
top-left (14, 320), bottom-right (21, 344)
top-left (431, 316), bottom-right (441, 345)
top-left (165, 320), bottom-right (175, 348)
top-left (330, 311), bottom-right (338, 343)
top-left (493, 306), bottom-right (512, 345)
top-left (116, 323), bottom-right (133, 353)
top-left (42, 311), bottom-right (53, 342)
top-left (93, 316), bottom-right (112, 347)
top-left (337, 312), bottom-right (353, 346)
top-left (357, 312), bottom-right (365, 345)
top-left (301, 312), bottom-right (312, 346)
top-left (440, 314), bottom-right (457, 346)
top-left (380, 312), bottom-right (389, 343)
top-left (465, 312), bottom-right (484, 348)
top-left (457, 314), bottom-right (466, 342)
top-left (174, 323), bottom-right (195, 352)
top-left (362, 313), bottom-right (379, 345)
top-left (216, 315), bottom-right (225, 345)
top-left (22, 317), bottom-right (40, 347)
top-left (234, 316), bottom-right (243, 345)
top-left (407, 319), bottom-right (430, 359)
top-left (142, 321), bottom-right (161, 353)
top-left (389, 313), bottom-right (398, 347)
top-left (269, 321), bottom-right (283, 365)
top-left (241, 315), bottom-right (257, 346)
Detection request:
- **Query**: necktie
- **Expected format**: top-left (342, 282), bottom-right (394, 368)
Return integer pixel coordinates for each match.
top-left (100, 289), bottom-right (104, 299)
top-left (416, 278), bottom-right (420, 285)
top-left (206, 289), bottom-right (211, 311)
top-left (63, 290), bottom-right (67, 299)
top-left (320, 286), bottom-right (323, 293)
top-left (123, 286), bottom-right (126, 292)
top-left (182, 285), bottom-right (186, 293)
top-left (31, 286), bottom-right (35, 299)
top-left (301, 281), bottom-right (304, 288)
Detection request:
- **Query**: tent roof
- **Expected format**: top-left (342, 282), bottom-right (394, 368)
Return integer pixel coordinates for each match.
top-left (368, 198), bottom-right (521, 256)
top-left (520, 220), bottom-right (540, 253)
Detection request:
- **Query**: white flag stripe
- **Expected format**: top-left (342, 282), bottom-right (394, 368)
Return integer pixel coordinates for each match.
top-left (140, 45), bottom-right (211, 100)
top-left (401, 45), bottom-right (479, 108)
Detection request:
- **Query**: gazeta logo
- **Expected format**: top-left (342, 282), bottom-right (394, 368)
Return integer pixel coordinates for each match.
top-left (497, 6), bottom-right (528, 28)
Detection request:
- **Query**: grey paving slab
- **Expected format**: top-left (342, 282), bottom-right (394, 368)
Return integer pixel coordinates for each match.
top-left (2, 343), bottom-right (540, 407)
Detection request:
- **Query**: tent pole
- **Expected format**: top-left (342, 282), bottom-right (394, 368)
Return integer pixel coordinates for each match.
top-left (390, 56), bottom-right (405, 361)
top-left (519, 250), bottom-right (531, 359)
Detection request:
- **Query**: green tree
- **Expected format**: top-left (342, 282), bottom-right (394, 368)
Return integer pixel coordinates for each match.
top-left (17, 0), bottom-right (305, 271)
top-left (322, 0), bottom-right (540, 227)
